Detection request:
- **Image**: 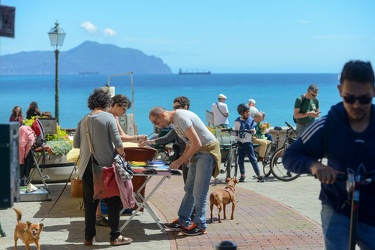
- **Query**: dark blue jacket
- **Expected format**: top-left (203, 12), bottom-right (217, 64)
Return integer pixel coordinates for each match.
top-left (283, 102), bottom-right (375, 226)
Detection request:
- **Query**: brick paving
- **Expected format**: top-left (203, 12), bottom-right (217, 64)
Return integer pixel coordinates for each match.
top-left (0, 163), bottom-right (325, 249)
top-left (150, 175), bottom-right (324, 250)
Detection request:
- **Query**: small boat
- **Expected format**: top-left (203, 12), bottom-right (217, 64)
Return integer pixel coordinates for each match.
top-left (178, 69), bottom-right (211, 75)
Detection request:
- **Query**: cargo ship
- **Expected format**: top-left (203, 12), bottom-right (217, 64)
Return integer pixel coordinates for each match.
top-left (178, 69), bottom-right (211, 75)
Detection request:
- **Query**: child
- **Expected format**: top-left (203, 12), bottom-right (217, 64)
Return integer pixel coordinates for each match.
top-left (234, 104), bottom-right (264, 182)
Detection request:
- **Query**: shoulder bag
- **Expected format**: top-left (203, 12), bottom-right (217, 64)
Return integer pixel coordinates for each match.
top-left (85, 117), bottom-right (135, 208)
top-left (216, 102), bottom-right (228, 118)
top-left (85, 117), bottom-right (119, 199)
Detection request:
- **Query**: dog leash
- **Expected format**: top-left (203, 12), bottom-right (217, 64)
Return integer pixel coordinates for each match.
top-left (40, 164), bottom-right (76, 222)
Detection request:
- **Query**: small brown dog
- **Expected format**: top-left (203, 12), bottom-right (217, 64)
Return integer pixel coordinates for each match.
top-left (210, 177), bottom-right (238, 223)
top-left (13, 208), bottom-right (44, 250)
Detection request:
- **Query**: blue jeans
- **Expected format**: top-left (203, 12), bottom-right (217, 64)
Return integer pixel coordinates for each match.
top-left (177, 152), bottom-right (214, 230)
top-left (237, 141), bottom-right (260, 176)
top-left (296, 123), bottom-right (308, 137)
top-left (321, 204), bottom-right (375, 250)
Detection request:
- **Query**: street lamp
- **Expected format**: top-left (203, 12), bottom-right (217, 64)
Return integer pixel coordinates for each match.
top-left (48, 20), bottom-right (66, 124)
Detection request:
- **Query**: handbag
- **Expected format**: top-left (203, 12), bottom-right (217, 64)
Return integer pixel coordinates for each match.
top-left (85, 117), bottom-right (120, 200)
top-left (85, 117), bottom-right (135, 208)
top-left (92, 160), bottom-right (120, 200)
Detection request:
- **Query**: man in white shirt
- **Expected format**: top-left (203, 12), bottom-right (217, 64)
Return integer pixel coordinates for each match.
top-left (248, 98), bottom-right (259, 118)
top-left (212, 94), bottom-right (229, 128)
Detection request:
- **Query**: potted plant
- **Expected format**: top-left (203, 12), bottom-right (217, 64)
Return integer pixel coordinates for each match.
top-left (23, 117), bottom-right (73, 158)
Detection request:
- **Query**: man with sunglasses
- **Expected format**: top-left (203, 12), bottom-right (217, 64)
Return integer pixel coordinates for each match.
top-left (283, 60), bottom-right (375, 249)
top-left (293, 84), bottom-right (320, 136)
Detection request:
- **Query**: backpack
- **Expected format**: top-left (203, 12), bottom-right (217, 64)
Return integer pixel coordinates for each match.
top-left (31, 118), bottom-right (46, 148)
top-left (293, 95), bottom-right (318, 123)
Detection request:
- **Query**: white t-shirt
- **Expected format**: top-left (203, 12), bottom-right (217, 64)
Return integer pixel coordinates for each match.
top-left (172, 109), bottom-right (216, 146)
top-left (212, 102), bottom-right (229, 126)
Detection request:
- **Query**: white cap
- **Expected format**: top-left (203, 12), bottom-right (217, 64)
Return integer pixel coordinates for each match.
top-left (248, 98), bottom-right (256, 105)
top-left (218, 94), bottom-right (227, 99)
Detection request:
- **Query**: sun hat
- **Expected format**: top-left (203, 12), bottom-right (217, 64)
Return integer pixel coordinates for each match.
top-left (218, 94), bottom-right (227, 99)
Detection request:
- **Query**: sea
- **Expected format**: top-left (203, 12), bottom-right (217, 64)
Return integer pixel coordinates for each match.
top-left (0, 73), bottom-right (345, 135)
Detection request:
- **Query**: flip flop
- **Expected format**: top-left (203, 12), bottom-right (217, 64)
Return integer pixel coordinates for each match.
top-left (110, 235), bottom-right (133, 246)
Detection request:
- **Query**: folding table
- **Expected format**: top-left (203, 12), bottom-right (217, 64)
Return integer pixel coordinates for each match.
top-left (120, 171), bottom-right (172, 234)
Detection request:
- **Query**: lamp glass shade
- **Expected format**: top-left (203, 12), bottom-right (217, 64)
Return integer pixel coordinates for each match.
top-left (48, 25), bottom-right (66, 47)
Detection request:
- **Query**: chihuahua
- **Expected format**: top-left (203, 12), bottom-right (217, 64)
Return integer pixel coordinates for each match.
top-left (13, 208), bottom-right (44, 250)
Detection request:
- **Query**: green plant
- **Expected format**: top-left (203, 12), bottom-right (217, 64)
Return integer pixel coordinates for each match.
top-left (46, 140), bottom-right (72, 156)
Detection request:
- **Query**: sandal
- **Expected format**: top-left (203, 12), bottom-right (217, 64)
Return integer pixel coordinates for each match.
top-left (110, 235), bottom-right (133, 246)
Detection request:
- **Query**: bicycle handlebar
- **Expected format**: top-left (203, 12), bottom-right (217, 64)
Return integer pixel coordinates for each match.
top-left (221, 128), bottom-right (253, 133)
top-left (285, 121), bottom-right (293, 128)
top-left (330, 172), bottom-right (375, 183)
top-left (285, 121), bottom-right (297, 133)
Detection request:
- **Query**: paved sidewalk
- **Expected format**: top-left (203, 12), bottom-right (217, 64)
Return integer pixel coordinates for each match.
top-left (151, 172), bottom-right (324, 250)
top-left (0, 162), bottom-right (325, 249)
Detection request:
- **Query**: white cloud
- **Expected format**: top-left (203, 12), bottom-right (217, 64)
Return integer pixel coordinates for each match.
top-left (81, 21), bottom-right (97, 33)
top-left (104, 28), bottom-right (117, 37)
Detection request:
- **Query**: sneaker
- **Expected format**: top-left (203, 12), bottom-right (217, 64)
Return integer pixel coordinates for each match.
top-left (84, 237), bottom-right (95, 246)
top-left (95, 217), bottom-right (110, 227)
top-left (239, 174), bottom-right (246, 182)
top-left (181, 223), bottom-right (207, 236)
top-left (257, 175), bottom-right (265, 183)
top-left (164, 219), bottom-right (184, 231)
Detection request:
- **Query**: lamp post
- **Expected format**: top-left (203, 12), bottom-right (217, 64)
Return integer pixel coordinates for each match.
top-left (48, 21), bottom-right (66, 124)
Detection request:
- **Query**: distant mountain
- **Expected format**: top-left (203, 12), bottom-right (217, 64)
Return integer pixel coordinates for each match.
top-left (0, 41), bottom-right (172, 75)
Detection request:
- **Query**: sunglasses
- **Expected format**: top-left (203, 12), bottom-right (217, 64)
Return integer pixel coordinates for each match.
top-left (343, 95), bottom-right (373, 104)
top-left (310, 91), bottom-right (318, 98)
top-left (173, 105), bottom-right (183, 109)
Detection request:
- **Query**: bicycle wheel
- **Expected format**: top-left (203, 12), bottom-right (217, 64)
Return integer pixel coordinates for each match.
top-left (262, 162), bottom-right (272, 177)
top-left (226, 146), bottom-right (237, 179)
top-left (270, 147), bottom-right (300, 182)
top-left (262, 143), bottom-right (276, 177)
top-left (233, 150), bottom-right (238, 179)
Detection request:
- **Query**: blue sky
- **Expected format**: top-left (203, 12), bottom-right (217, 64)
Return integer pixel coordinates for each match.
top-left (1, 0), bottom-right (374, 73)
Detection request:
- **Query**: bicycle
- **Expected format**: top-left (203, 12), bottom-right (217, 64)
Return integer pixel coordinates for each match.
top-left (221, 129), bottom-right (259, 179)
top-left (260, 126), bottom-right (283, 177)
top-left (269, 122), bottom-right (300, 182)
top-left (331, 170), bottom-right (375, 250)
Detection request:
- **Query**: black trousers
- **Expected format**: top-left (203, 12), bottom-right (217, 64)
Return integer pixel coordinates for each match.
top-left (82, 160), bottom-right (122, 242)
